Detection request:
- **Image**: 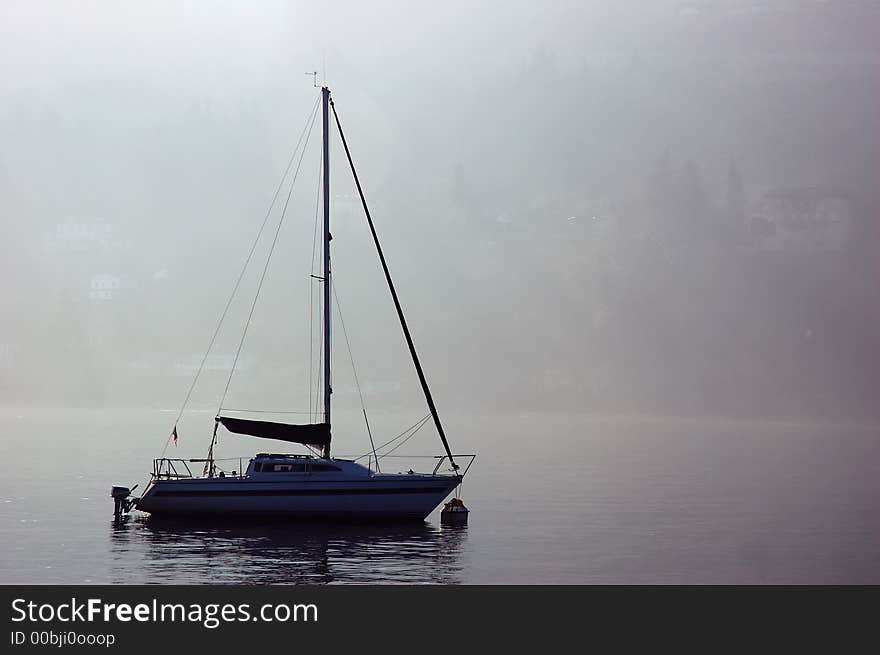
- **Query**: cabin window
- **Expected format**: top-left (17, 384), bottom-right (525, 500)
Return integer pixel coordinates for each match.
top-left (253, 463), bottom-right (262, 472)
top-left (311, 464), bottom-right (341, 472)
top-left (267, 463), bottom-right (306, 472)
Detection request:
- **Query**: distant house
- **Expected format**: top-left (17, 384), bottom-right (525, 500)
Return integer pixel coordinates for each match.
top-left (90, 274), bottom-right (121, 301)
top-left (748, 188), bottom-right (855, 254)
top-left (46, 220), bottom-right (128, 254)
top-left (0, 343), bottom-right (16, 369)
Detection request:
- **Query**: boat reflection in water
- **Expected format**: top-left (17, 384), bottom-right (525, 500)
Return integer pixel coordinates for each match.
top-left (110, 516), bottom-right (467, 584)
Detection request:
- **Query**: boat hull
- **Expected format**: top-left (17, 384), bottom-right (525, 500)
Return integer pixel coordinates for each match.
top-left (136, 475), bottom-right (460, 521)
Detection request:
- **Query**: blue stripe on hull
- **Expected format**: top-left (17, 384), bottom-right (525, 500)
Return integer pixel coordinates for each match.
top-left (152, 486), bottom-right (450, 497)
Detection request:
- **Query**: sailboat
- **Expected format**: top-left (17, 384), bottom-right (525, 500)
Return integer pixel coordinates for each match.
top-left (115, 86), bottom-right (473, 521)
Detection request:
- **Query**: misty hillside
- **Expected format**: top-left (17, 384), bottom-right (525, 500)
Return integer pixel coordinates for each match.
top-left (1, 1), bottom-right (878, 421)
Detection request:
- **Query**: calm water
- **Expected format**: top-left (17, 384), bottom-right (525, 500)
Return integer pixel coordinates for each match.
top-left (2, 408), bottom-right (879, 584)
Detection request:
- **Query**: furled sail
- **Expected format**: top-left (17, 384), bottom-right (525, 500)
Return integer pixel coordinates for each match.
top-left (218, 416), bottom-right (330, 447)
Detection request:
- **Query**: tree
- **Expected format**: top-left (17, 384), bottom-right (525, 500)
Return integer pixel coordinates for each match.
top-left (725, 158), bottom-right (746, 234)
top-left (645, 148), bottom-right (676, 232)
top-left (677, 159), bottom-right (708, 238)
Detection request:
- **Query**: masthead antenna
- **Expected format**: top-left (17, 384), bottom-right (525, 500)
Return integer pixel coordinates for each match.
top-left (305, 71), bottom-right (318, 88)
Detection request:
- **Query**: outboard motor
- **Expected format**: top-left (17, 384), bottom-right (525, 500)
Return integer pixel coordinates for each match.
top-left (111, 484), bottom-right (138, 521)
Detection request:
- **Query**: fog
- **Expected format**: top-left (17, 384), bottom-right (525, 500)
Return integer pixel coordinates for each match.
top-left (2, 0), bottom-right (879, 426)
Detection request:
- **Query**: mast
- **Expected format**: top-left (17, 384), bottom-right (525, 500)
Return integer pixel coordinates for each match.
top-left (321, 85), bottom-right (332, 459)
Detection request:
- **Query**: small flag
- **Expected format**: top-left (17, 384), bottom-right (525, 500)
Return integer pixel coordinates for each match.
top-left (172, 425), bottom-right (178, 446)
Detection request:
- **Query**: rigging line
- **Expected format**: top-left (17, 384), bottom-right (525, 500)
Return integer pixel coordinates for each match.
top-left (375, 414), bottom-right (430, 452)
top-left (313, 296), bottom-right (323, 424)
top-left (330, 97), bottom-right (458, 471)
top-left (332, 280), bottom-right (380, 472)
top-left (354, 413), bottom-right (430, 461)
top-left (309, 148), bottom-right (324, 420)
top-left (377, 415), bottom-right (431, 459)
top-left (313, 289), bottom-right (324, 424)
top-left (311, 142), bottom-right (325, 425)
top-left (157, 95), bottom-right (320, 462)
top-left (309, 148), bottom-right (323, 419)
top-left (218, 103), bottom-right (320, 415)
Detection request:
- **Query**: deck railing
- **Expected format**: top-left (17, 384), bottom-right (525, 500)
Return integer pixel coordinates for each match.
top-left (152, 457), bottom-right (248, 480)
top-left (431, 454), bottom-right (476, 476)
top-left (152, 453), bottom-right (475, 479)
